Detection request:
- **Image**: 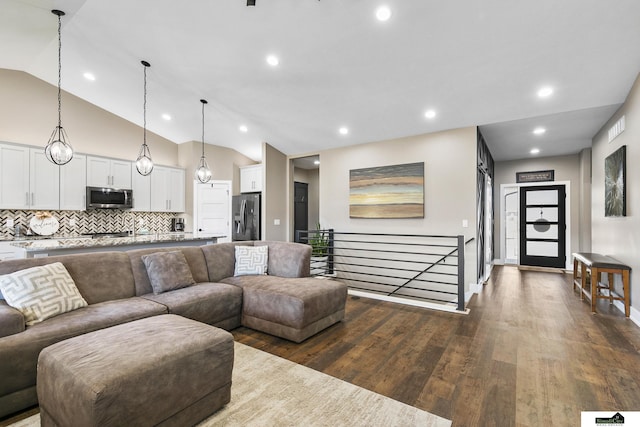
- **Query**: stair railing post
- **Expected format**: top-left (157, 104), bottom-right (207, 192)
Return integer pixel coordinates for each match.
top-left (328, 229), bottom-right (334, 275)
top-left (457, 235), bottom-right (465, 311)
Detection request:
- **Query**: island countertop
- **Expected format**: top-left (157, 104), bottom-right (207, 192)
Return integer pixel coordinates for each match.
top-left (10, 233), bottom-right (225, 257)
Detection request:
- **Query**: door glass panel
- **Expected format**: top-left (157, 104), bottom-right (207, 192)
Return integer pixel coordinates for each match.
top-left (526, 224), bottom-right (558, 239)
top-left (526, 241), bottom-right (558, 257)
top-left (526, 207), bottom-right (558, 222)
top-left (526, 190), bottom-right (558, 205)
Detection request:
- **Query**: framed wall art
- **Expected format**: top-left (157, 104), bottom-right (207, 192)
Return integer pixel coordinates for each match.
top-left (349, 162), bottom-right (424, 219)
top-left (605, 145), bottom-right (626, 217)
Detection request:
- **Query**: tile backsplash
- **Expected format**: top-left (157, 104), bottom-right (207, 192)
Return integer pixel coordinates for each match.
top-left (0, 209), bottom-right (179, 239)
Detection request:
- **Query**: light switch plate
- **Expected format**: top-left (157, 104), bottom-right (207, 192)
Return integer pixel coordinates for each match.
top-left (6, 219), bottom-right (14, 228)
top-left (274, 219), bottom-right (281, 225)
top-left (462, 219), bottom-right (468, 228)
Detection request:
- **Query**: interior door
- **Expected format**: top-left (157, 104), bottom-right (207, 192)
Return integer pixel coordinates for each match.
top-left (195, 181), bottom-right (231, 243)
top-left (519, 185), bottom-right (566, 268)
top-left (294, 182), bottom-right (308, 243)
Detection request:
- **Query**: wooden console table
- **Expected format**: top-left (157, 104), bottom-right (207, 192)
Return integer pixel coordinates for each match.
top-left (572, 252), bottom-right (631, 317)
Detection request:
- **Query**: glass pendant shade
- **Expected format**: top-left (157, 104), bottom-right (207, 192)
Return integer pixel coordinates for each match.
top-left (195, 156), bottom-right (212, 183)
top-left (46, 9), bottom-right (74, 166)
top-left (195, 99), bottom-right (212, 183)
top-left (136, 143), bottom-right (154, 176)
top-left (136, 60), bottom-right (154, 176)
top-left (45, 125), bottom-right (73, 165)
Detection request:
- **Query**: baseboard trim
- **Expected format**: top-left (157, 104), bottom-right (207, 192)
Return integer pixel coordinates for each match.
top-left (348, 290), bottom-right (470, 315)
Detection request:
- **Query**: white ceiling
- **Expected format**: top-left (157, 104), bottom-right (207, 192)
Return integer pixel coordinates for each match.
top-left (2, 0), bottom-right (639, 162)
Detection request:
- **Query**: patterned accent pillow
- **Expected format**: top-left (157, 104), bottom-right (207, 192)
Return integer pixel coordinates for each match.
top-left (141, 251), bottom-right (196, 294)
top-left (0, 262), bottom-right (88, 326)
top-left (234, 245), bottom-right (269, 276)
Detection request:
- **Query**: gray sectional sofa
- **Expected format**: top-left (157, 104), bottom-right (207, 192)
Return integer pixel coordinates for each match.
top-left (0, 241), bottom-right (347, 419)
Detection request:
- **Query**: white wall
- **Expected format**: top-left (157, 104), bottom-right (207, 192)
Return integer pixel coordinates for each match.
top-left (0, 69), bottom-right (178, 166)
top-left (591, 72), bottom-right (640, 322)
top-left (315, 126), bottom-right (478, 292)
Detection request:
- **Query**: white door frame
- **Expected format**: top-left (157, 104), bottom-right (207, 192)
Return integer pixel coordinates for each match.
top-left (499, 180), bottom-right (571, 269)
top-left (193, 180), bottom-right (232, 242)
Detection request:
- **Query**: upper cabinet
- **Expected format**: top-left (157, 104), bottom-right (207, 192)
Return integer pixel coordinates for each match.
top-left (60, 154), bottom-right (87, 211)
top-left (87, 156), bottom-right (132, 189)
top-left (240, 164), bottom-right (263, 193)
top-left (131, 171), bottom-right (151, 212)
top-left (0, 144), bottom-right (59, 210)
top-left (150, 166), bottom-right (185, 212)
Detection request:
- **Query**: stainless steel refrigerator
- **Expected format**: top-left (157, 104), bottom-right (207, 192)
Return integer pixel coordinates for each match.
top-left (232, 194), bottom-right (261, 241)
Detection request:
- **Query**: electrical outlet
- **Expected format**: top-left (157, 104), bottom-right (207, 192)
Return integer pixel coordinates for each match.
top-left (6, 218), bottom-right (14, 228)
top-left (69, 219), bottom-right (76, 227)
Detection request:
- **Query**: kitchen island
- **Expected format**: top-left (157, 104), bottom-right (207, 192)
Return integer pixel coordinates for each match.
top-left (10, 233), bottom-right (225, 258)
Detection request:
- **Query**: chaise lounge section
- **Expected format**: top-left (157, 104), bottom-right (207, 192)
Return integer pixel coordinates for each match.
top-left (0, 241), bottom-right (348, 419)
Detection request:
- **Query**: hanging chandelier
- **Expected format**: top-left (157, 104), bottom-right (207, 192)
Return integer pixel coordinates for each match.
top-left (195, 99), bottom-right (213, 183)
top-left (136, 60), bottom-right (154, 176)
top-left (44, 9), bottom-right (74, 166)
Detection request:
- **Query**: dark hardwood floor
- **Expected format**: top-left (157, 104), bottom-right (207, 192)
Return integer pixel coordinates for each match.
top-left (234, 265), bottom-right (640, 426)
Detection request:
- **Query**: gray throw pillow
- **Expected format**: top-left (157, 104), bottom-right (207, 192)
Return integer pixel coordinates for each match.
top-left (141, 251), bottom-right (195, 294)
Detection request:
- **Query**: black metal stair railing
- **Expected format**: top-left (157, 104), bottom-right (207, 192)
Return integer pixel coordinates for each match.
top-left (296, 229), bottom-right (472, 312)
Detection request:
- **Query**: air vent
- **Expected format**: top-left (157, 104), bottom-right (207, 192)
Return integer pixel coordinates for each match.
top-left (608, 115), bottom-right (625, 142)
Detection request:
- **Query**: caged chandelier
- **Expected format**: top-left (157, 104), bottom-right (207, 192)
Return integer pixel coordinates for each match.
top-left (195, 99), bottom-right (213, 183)
top-left (136, 60), bottom-right (154, 176)
top-left (44, 10), bottom-right (74, 166)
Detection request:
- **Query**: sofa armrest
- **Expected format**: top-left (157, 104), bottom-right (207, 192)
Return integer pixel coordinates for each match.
top-left (256, 241), bottom-right (311, 278)
top-left (0, 301), bottom-right (25, 338)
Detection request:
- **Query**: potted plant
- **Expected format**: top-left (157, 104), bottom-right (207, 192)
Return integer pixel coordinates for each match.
top-left (308, 223), bottom-right (329, 275)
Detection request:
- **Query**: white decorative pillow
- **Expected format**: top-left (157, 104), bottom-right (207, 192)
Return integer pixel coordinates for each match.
top-left (234, 245), bottom-right (269, 276)
top-left (0, 262), bottom-right (87, 326)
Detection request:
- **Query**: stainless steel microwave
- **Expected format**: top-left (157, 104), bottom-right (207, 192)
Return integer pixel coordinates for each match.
top-left (86, 187), bottom-right (133, 209)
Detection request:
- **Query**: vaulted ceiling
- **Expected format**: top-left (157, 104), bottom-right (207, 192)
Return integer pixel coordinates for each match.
top-left (2, 0), bottom-right (639, 161)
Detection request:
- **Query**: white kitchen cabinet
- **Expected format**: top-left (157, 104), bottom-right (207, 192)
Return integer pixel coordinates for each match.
top-left (0, 144), bottom-right (60, 210)
top-left (0, 241), bottom-right (26, 261)
top-left (240, 164), bottom-right (263, 193)
top-left (150, 166), bottom-right (185, 212)
top-left (131, 170), bottom-right (151, 212)
top-left (60, 154), bottom-right (87, 210)
top-left (0, 143), bottom-right (30, 209)
top-left (87, 156), bottom-right (132, 189)
top-left (29, 149), bottom-right (60, 210)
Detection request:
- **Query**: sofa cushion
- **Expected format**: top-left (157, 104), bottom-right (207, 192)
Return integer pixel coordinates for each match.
top-left (234, 245), bottom-right (268, 276)
top-left (127, 247), bottom-right (210, 296)
top-left (255, 241), bottom-right (312, 278)
top-left (0, 252), bottom-right (137, 304)
top-left (0, 301), bottom-right (25, 338)
top-left (201, 242), bottom-right (253, 282)
top-left (142, 251), bottom-right (195, 294)
top-left (140, 282), bottom-right (243, 328)
top-left (0, 262), bottom-right (88, 326)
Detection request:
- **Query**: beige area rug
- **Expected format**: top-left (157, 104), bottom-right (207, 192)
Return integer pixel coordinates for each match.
top-left (9, 342), bottom-right (450, 427)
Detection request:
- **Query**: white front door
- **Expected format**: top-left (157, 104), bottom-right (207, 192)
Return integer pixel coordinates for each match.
top-left (194, 180), bottom-right (232, 242)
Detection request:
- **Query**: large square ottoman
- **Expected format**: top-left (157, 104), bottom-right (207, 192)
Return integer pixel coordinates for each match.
top-left (221, 276), bottom-right (348, 343)
top-left (37, 314), bottom-right (234, 427)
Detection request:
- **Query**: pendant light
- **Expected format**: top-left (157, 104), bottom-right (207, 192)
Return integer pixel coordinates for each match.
top-left (136, 60), bottom-right (154, 176)
top-left (195, 99), bottom-right (212, 183)
top-left (44, 10), bottom-right (74, 166)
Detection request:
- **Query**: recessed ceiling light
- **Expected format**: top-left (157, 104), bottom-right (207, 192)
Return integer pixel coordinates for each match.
top-left (339, 127), bottom-right (349, 135)
top-left (533, 127), bottom-right (546, 135)
top-left (537, 86), bottom-right (553, 98)
top-left (313, 160), bottom-right (320, 165)
top-left (266, 55), bottom-right (279, 66)
top-left (424, 109), bottom-right (436, 119)
top-left (161, 113), bottom-right (172, 121)
top-left (375, 6), bottom-right (392, 21)
top-left (83, 72), bottom-right (95, 81)
top-left (239, 125), bottom-right (248, 133)
top-left (530, 148), bottom-right (540, 155)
